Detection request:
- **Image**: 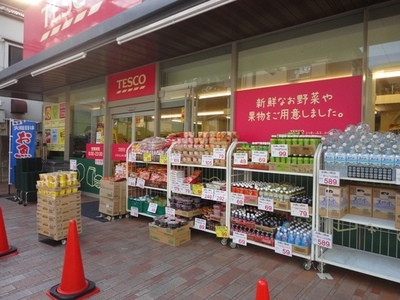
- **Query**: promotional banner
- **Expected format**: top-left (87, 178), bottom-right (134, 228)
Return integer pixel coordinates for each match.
top-left (43, 103), bottom-right (66, 151)
top-left (112, 143), bottom-right (129, 161)
top-left (86, 143), bottom-right (104, 160)
top-left (9, 119), bottom-right (37, 184)
top-left (235, 76), bottom-right (362, 142)
top-left (23, 0), bottom-right (143, 58)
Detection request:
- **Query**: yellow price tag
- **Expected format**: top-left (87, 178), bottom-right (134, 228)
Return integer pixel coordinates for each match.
top-left (215, 226), bottom-right (229, 238)
top-left (159, 154), bottom-right (167, 164)
top-left (143, 152), bottom-right (152, 162)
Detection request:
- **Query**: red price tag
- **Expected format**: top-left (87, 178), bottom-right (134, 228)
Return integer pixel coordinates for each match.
top-left (251, 150), bottom-right (268, 163)
top-left (233, 153), bottom-right (248, 165)
top-left (213, 148), bottom-right (226, 160)
top-left (231, 192), bottom-right (245, 206)
top-left (312, 230), bottom-right (332, 249)
top-left (172, 183), bottom-right (180, 193)
top-left (275, 240), bottom-right (292, 257)
top-left (233, 231), bottom-right (247, 246)
top-left (201, 155), bottom-right (214, 166)
top-left (147, 202), bottom-right (157, 214)
top-left (130, 206), bottom-right (139, 217)
top-left (258, 197), bottom-right (274, 212)
top-left (136, 178), bottom-right (145, 189)
top-left (291, 203), bottom-right (309, 218)
top-left (194, 218), bottom-right (206, 230)
top-left (214, 190), bottom-right (227, 202)
top-left (171, 153), bottom-right (181, 164)
top-left (271, 144), bottom-right (288, 157)
top-left (319, 170), bottom-right (340, 186)
top-left (201, 188), bottom-right (214, 200)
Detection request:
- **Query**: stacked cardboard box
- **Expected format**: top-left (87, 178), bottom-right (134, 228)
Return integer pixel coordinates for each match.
top-left (318, 185), bottom-right (349, 219)
top-left (99, 178), bottom-right (127, 216)
top-left (37, 193), bottom-right (82, 240)
top-left (372, 187), bottom-right (397, 220)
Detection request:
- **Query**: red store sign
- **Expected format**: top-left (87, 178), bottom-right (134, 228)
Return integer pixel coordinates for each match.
top-left (86, 143), bottom-right (104, 159)
top-left (107, 64), bottom-right (156, 101)
top-left (111, 144), bottom-right (129, 161)
top-left (234, 76), bottom-right (362, 142)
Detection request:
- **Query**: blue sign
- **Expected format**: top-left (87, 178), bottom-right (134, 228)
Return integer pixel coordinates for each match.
top-left (9, 119), bottom-right (37, 184)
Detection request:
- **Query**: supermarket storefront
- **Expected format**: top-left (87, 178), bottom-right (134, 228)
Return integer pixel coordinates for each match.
top-left (0, 0), bottom-right (399, 194)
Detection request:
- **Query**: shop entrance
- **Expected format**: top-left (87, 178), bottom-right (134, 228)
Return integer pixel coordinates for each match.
top-left (112, 111), bottom-right (155, 144)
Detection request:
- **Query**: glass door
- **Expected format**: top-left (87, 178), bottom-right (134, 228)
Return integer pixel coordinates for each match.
top-left (111, 111), bottom-right (155, 144)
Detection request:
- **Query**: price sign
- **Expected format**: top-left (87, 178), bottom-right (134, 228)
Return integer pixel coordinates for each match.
top-left (159, 154), bottom-right (168, 164)
top-left (128, 152), bottom-right (136, 162)
top-left (201, 187), bottom-right (214, 200)
top-left (215, 226), bottom-right (229, 238)
top-left (319, 170), bottom-right (340, 186)
top-left (232, 231), bottom-right (247, 246)
top-left (130, 206), bottom-right (139, 217)
top-left (171, 182), bottom-right (180, 193)
top-left (70, 159), bottom-right (77, 171)
top-left (171, 153), bottom-right (181, 164)
top-left (291, 203), bottom-right (309, 218)
top-left (252, 150), bottom-right (268, 163)
top-left (312, 230), bottom-right (332, 249)
top-left (396, 168), bottom-right (400, 185)
top-left (147, 202), bottom-right (158, 214)
top-left (214, 190), bottom-right (227, 202)
top-left (233, 152), bottom-right (248, 165)
top-left (165, 207), bottom-right (175, 218)
top-left (180, 183), bottom-right (192, 194)
top-left (274, 240), bottom-right (292, 257)
top-left (201, 155), bottom-right (214, 166)
top-left (143, 152), bottom-right (152, 162)
top-left (136, 178), bottom-right (145, 189)
top-left (128, 177), bottom-right (136, 187)
top-left (231, 192), bottom-right (245, 206)
top-left (213, 148), bottom-right (226, 160)
top-left (271, 144), bottom-right (289, 157)
top-left (258, 197), bottom-right (274, 212)
top-left (194, 218), bottom-right (206, 230)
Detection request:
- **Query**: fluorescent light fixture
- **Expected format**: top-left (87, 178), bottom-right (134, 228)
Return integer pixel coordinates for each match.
top-left (198, 91), bottom-right (231, 99)
top-left (198, 110), bottom-right (224, 116)
top-left (373, 70), bottom-right (400, 79)
top-left (0, 79), bottom-right (18, 89)
top-left (31, 52), bottom-right (87, 77)
top-left (116, 0), bottom-right (236, 45)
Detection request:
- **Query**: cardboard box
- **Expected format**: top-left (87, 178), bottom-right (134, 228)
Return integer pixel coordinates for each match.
top-left (274, 200), bottom-right (290, 210)
top-left (268, 162), bottom-right (290, 172)
top-left (290, 164), bottom-right (313, 174)
top-left (290, 145), bottom-right (317, 156)
top-left (292, 244), bottom-right (311, 256)
top-left (395, 194), bottom-right (400, 230)
top-left (99, 196), bottom-right (122, 216)
top-left (349, 185), bottom-right (373, 217)
top-left (318, 185), bottom-right (348, 219)
top-left (37, 192), bottom-right (81, 207)
top-left (100, 179), bottom-right (126, 199)
top-left (148, 223), bottom-right (191, 247)
top-left (372, 188), bottom-right (397, 220)
top-left (174, 208), bottom-right (203, 218)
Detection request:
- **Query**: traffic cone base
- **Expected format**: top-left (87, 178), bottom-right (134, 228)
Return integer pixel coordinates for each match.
top-left (0, 245), bottom-right (18, 258)
top-left (46, 279), bottom-right (99, 300)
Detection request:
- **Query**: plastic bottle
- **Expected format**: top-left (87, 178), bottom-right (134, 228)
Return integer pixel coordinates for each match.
top-left (302, 233), bottom-right (310, 247)
top-left (323, 146), bottom-right (335, 171)
top-left (346, 146), bottom-right (358, 177)
top-left (382, 148), bottom-right (395, 180)
top-left (334, 146), bottom-right (347, 177)
top-left (294, 232), bottom-right (302, 246)
top-left (369, 147), bottom-right (382, 168)
top-left (358, 147), bottom-right (370, 167)
top-left (392, 144), bottom-right (400, 181)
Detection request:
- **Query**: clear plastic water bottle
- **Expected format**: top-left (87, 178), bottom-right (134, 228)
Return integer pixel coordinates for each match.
top-left (392, 145), bottom-right (400, 180)
top-left (369, 147), bottom-right (382, 168)
top-left (324, 146), bottom-right (335, 171)
top-left (358, 146), bottom-right (370, 167)
top-left (382, 148), bottom-right (395, 176)
top-left (346, 146), bottom-right (358, 177)
top-left (334, 146), bottom-right (347, 177)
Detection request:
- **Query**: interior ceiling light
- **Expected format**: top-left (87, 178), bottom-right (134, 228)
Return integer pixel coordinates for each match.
top-left (198, 91), bottom-right (231, 99)
top-left (31, 52), bottom-right (87, 77)
top-left (373, 70), bottom-right (400, 79)
top-left (0, 78), bottom-right (18, 89)
top-left (116, 0), bottom-right (236, 45)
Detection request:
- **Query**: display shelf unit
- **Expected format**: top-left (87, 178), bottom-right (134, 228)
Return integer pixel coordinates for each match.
top-left (125, 142), bottom-right (169, 218)
top-left (227, 142), bottom-right (320, 269)
top-left (314, 145), bottom-right (400, 283)
top-left (167, 141), bottom-right (237, 237)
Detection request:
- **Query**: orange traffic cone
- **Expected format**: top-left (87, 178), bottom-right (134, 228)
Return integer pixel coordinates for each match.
top-left (0, 206), bottom-right (18, 258)
top-left (255, 278), bottom-right (270, 300)
top-left (46, 219), bottom-right (100, 299)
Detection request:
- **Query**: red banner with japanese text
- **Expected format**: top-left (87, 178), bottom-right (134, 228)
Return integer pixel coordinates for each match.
top-left (234, 76), bottom-right (362, 142)
top-left (111, 143), bottom-right (129, 161)
top-left (86, 143), bottom-right (104, 159)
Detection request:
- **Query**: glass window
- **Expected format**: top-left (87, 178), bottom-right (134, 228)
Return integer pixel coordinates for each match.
top-left (8, 44), bottom-right (23, 66)
top-left (70, 82), bottom-right (105, 157)
top-left (238, 21), bottom-right (363, 90)
top-left (368, 12), bottom-right (400, 132)
top-left (160, 47), bottom-right (232, 134)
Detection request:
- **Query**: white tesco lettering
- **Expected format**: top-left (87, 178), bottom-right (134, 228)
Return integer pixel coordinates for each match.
top-left (116, 74), bottom-right (146, 89)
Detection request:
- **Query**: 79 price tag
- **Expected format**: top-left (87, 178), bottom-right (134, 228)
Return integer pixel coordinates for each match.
top-left (180, 183), bottom-right (192, 194)
top-left (231, 192), bottom-right (245, 206)
top-left (194, 218), bottom-right (206, 230)
top-left (252, 150), bottom-right (268, 163)
top-left (271, 144), bottom-right (288, 157)
top-left (258, 197), bottom-right (274, 212)
top-left (201, 155), bottom-right (214, 166)
top-left (232, 231), bottom-right (247, 246)
top-left (290, 203), bottom-right (309, 218)
top-left (312, 230), bottom-right (332, 249)
top-left (171, 153), bottom-right (181, 164)
top-left (275, 240), bottom-right (292, 257)
top-left (213, 148), bottom-right (226, 160)
top-left (233, 152), bottom-right (248, 165)
top-left (171, 182), bottom-right (180, 193)
top-left (319, 170), bottom-right (340, 186)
